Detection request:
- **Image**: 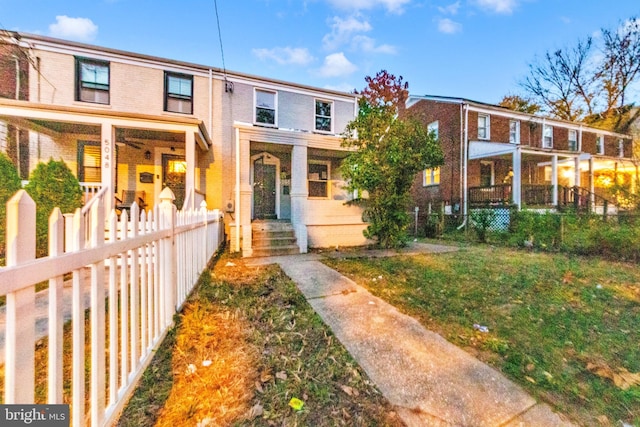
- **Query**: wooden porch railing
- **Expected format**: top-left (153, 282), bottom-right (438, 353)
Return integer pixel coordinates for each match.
top-left (468, 184), bottom-right (512, 207)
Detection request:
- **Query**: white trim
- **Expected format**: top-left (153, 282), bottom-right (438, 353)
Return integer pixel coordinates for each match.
top-left (568, 129), bottom-right (578, 151)
top-left (478, 113), bottom-right (490, 140)
top-left (254, 88), bottom-right (278, 127)
top-left (250, 152), bottom-right (281, 219)
top-left (509, 119), bottom-right (520, 144)
top-left (596, 134), bottom-right (605, 155)
top-left (543, 124), bottom-right (553, 148)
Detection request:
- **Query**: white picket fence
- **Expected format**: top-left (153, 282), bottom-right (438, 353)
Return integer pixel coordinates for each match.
top-left (0, 188), bottom-right (225, 426)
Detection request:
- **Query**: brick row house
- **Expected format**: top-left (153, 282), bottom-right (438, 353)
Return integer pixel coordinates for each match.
top-left (406, 95), bottom-right (637, 220)
top-left (0, 31), bottom-right (368, 256)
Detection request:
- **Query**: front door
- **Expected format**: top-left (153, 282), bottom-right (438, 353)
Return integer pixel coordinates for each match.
top-left (253, 156), bottom-right (277, 219)
top-left (162, 154), bottom-right (186, 209)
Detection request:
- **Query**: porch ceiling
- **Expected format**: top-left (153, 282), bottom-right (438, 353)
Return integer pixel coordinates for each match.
top-left (469, 141), bottom-right (516, 160)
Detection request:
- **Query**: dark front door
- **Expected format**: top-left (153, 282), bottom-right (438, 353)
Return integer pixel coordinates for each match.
top-left (254, 157), bottom-right (277, 219)
top-left (162, 154), bottom-right (186, 209)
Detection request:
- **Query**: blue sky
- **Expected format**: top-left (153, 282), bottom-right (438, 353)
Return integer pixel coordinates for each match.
top-left (1, 0), bottom-right (639, 103)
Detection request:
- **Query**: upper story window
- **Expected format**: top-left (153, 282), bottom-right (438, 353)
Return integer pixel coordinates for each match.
top-left (315, 99), bottom-right (333, 132)
top-left (619, 139), bottom-right (624, 157)
top-left (165, 72), bottom-right (193, 114)
top-left (76, 58), bottom-right (109, 104)
top-left (428, 121), bottom-right (439, 139)
top-left (509, 120), bottom-right (520, 144)
top-left (255, 89), bottom-right (276, 125)
top-left (596, 135), bottom-right (605, 154)
top-left (568, 130), bottom-right (578, 151)
top-left (543, 124), bottom-right (553, 148)
top-left (423, 167), bottom-right (440, 186)
top-left (478, 114), bottom-right (490, 139)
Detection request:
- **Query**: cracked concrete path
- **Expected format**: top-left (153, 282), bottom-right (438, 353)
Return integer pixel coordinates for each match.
top-left (247, 245), bottom-right (575, 426)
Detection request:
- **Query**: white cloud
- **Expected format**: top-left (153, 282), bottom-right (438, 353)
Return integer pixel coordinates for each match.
top-left (323, 16), bottom-right (372, 50)
top-left (317, 52), bottom-right (358, 77)
top-left (324, 83), bottom-right (357, 93)
top-left (252, 47), bottom-right (315, 66)
top-left (472, 0), bottom-right (517, 14)
top-left (351, 35), bottom-right (397, 54)
top-left (49, 16), bottom-right (98, 42)
top-left (438, 18), bottom-right (462, 34)
top-left (325, 0), bottom-right (411, 14)
top-left (438, 1), bottom-right (461, 15)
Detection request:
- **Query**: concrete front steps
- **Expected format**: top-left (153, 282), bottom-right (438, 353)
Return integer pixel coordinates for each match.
top-left (251, 220), bottom-right (300, 257)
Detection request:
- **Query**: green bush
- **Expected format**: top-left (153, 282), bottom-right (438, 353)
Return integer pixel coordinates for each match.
top-left (24, 159), bottom-right (83, 257)
top-left (470, 208), bottom-right (496, 243)
top-left (0, 152), bottom-right (23, 263)
top-left (507, 210), bottom-right (562, 250)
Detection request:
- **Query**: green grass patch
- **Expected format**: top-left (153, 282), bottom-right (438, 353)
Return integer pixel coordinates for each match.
top-left (323, 246), bottom-right (640, 426)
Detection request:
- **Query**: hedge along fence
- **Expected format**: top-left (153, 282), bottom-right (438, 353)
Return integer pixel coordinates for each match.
top-left (424, 208), bottom-right (640, 262)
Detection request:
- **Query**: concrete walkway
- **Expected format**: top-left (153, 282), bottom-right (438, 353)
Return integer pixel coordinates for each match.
top-left (246, 243), bottom-right (575, 427)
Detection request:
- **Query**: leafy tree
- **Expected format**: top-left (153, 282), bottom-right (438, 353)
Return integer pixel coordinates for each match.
top-left (0, 152), bottom-right (22, 263)
top-left (498, 94), bottom-right (541, 114)
top-left (341, 70), bottom-right (444, 248)
top-left (24, 159), bottom-right (83, 257)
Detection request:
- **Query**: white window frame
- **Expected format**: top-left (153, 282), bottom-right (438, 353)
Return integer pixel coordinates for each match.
top-left (314, 99), bottom-right (333, 133)
top-left (596, 135), bottom-right (605, 155)
top-left (254, 88), bottom-right (277, 126)
top-left (543, 124), bottom-right (553, 148)
top-left (428, 121), bottom-right (439, 140)
top-left (423, 167), bottom-right (441, 187)
top-left (509, 120), bottom-right (520, 144)
top-left (618, 139), bottom-right (624, 158)
top-left (568, 129), bottom-right (578, 151)
top-left (308, 159), bottom-right (331, 199)
top-left (478, 114), bottom-right (490, 140)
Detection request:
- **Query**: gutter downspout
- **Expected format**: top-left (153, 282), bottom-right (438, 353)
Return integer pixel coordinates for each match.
top-left (208, 69), bottom-right (213, 135)
top-left (13, 55), bottom-right (20, 100)
top-left (458, 103), bottom-right (469, 230)
top-left (235, 127), bottom-right (241, 253)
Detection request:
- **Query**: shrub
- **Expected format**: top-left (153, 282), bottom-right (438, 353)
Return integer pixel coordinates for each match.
top-left (0, 152), bottom-right (23, 263)
top-left (470, 208), bottom-right (496, 243)
top-left (24, 159), bottom-right (83, 257)
top-left (508, 210), bottom-right (562, 250)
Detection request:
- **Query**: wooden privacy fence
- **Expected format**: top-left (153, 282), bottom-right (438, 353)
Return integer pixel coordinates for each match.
top-left (0, 188), bottom-right (225, 427)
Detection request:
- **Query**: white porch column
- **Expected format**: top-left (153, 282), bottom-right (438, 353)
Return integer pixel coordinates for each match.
top-left (552, 155), bottom-right (558, 206)
top-left (185, 131), bottom-right (196, 210)
top-left (291, 144), bottom-right (308, 253)
top-left (512, 148), bottom-right (522, 209)
top-left (574, 156), bottom-right (581, 188)
top-left (589, 157), bottom-right (595, 210)
top-left (101, 122), bottom-right (115, 213)
top-left (239, 135), bottom-right (253, 257)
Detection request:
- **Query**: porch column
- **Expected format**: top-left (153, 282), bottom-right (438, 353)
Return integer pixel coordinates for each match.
top-left (239, 135), bottom-right (253, 257)
top-left (574, 157), bottom-right (581, 187)
top-left (512, 148), bottom-right (522, 209)
top-left (291, 144), bottom-right (308, 253)
top-left (589, 157), bottom-right (595, 210)
top-left (101, 122), bottom-right (115, 213)
top-left (185, 131), bottom-right (196, 210)
top-left (552, 155), bottom-right (558, 206)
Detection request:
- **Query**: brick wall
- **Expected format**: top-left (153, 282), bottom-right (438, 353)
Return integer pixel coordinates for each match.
top-left (0, 43), bottom-right (29, 101)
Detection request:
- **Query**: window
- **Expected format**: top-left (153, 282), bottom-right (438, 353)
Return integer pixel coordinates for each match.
top-left (428, 121), bottom-right (439, 139)
top-left (423, 167), bottom-right (440, 186)
top-left (308, 160), bottom-right (330, 198)
top-left (315, 99), bottom-right (332, 132)
top-left (78, 141), bottom-right (101, 182)
top-left (596, 135), bottom-right (604, 154)
top-left (255, 89), bottom-right (276, 125)
top-left (76, 58), bottom-right (109, 104)
top-left (478, 114), bottom-right (490, 139)
top-left (568, 130), bottom-right (578, 151)
top-left (480, 161), bottom-right (494, 187)
top-left (165, 72), bottom-right (193, 114)
top-left (619, 139), bottom-right (624, 157)
top-left (543, 124), bottom-right (553, 148)
top-left (509, 120), bottom-right (520, 144)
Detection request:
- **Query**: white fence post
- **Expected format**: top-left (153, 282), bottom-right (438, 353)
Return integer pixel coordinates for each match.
top-left (4, 190), bottom-right (36, 403)
top-left (71, 207), bottom-right (85, 427)
top-left (48, 207), bottom-right (64, 404)
top-left (159, 188), bottom-right (176, 328)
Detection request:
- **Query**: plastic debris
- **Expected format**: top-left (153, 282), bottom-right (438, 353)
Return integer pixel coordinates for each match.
top-left (289, 397), bottom-right (304, 411)
top-left (473, 324), bottom-right (489, 333)
top-left (202, 360), bottom-right (212, 367)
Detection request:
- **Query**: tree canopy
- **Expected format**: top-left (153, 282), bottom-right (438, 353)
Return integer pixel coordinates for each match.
top-left (341, 70), bottom-right (443, 248)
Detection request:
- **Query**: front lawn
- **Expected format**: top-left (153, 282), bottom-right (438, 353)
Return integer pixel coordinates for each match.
top-left (323, 246), bottom-right (640, 427)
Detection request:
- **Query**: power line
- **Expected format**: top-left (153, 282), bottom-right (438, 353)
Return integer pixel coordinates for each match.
top-left (213, 0), bottom-right (233, 93)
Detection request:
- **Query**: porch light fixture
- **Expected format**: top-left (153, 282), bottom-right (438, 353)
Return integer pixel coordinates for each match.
top-left (144, 150), bottom-right (151, 160)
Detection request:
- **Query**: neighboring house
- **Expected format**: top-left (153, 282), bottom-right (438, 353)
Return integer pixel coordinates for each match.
top-left (405, 95), bottom-right (637, 219)
top-left (0, 31), bottom-right (367, 257)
